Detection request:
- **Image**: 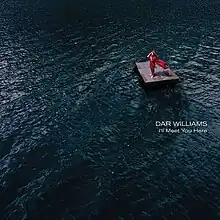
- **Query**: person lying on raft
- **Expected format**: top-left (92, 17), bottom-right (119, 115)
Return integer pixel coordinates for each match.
top-left (147, 50), bottom-right (171, 78)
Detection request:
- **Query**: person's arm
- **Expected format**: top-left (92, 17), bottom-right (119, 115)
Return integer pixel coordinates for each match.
top-left (152, 50), bottom-right (158, 57)
top-left (147, 51), bottom-right (153, 58)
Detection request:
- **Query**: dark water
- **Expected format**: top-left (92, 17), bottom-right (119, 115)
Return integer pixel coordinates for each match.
top-left (1, 0), bottom-right (220, 219)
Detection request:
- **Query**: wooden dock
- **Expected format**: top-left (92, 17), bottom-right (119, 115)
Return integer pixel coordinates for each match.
top-left (135, 61), bottom-right (180, 87)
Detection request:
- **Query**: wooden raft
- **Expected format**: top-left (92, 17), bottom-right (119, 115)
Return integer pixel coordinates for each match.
top-left (135, 61), bottom-right (180, 87)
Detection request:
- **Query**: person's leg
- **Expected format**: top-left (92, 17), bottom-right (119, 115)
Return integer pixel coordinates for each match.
top-left (149, 61), bottom-right (156, 77)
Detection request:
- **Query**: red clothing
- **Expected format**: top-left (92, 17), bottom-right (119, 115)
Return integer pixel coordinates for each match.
top-left (148, 52), bottom-right (168, 76)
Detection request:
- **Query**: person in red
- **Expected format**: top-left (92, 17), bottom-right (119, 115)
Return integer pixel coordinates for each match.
top-left (147, 50), bottom-right (170, 78)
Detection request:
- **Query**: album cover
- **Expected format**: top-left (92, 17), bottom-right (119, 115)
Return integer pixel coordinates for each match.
top-left (0, 0), bottom-right (219, 219)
